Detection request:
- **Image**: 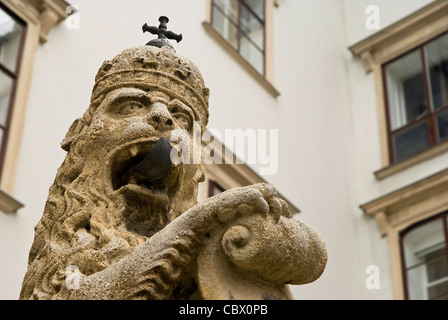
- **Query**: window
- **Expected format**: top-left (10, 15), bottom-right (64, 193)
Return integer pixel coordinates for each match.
top-left (198, 134), bottom-right (299, 215)
top-left (383, 32), bottom-right (448, 163)
top-left (208, 180), bottom-right (225, 197)
top-left (211, 0), bottom-right (265, 75)
top-left (0, 4), bottom-right (25, 179)
top-left (361, 167), bottom-right (448, 299)
top-left (400, 212), bottom-right (448, 300)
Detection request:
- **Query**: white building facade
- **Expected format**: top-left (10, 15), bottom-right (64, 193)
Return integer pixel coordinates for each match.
top-left (0, 0), bottom-right (447, 300)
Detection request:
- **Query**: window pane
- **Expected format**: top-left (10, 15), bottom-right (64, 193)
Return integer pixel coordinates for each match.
top-left (240, 4), bottom-right (264, 50)
top-left (240, 36), bottom-right (264, 74)
top-left (213, 0), bottom-right (239, 24)
top-left (393, 121), bottom-right (429, 162)
top-left (403, 218), bottom-right (444, 268)
top-left (209, 181), bottom-right (224, 197)
top-left (403, 217), bottom-right (446, 300)
top-left (406, 264), bottom-right (427, 300)
top-left (426, 251), bottom-right (448, 283)
top-left (0, 71), bottom-right (13, 126)
top-left (428, 281), bottom-right (448, 300)
top-left (437, 110), bottom-right (448, 142)
top-left (212, 4), bottom-right (238, 50)
top-left (0, 7), bottom-right (23, 73)
top-left (242, 0), bottom-right (264, 20)
top-left (385, 50), bottom-right (427, 130)
top-left (425, 33), bottom-right (448, 110)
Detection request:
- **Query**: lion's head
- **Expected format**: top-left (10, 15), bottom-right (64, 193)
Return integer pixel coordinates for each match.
top-left (20, 46), bottom-right (210, 299)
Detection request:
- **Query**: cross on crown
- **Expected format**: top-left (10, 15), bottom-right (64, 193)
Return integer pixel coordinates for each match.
top-left (142, 16), bottom-right (183, 50)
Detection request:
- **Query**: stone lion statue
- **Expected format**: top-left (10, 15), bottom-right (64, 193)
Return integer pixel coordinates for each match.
top-left (20, 44), bottom-right (327, 300)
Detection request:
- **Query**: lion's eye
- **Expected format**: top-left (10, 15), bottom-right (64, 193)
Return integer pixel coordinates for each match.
top-left (169, 105), bottom-right (192, 131)
top-left (117, 101), bottom-right (145, 115)
top-left (174, 114), bottom-right (191, 131)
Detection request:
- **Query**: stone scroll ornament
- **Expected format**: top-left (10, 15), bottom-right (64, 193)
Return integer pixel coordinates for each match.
top-left (19, 17), bottom-right (327, 300)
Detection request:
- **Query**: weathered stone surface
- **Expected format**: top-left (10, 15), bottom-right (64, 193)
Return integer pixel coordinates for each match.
top-left (197, 184), bottom-right (327, 300)
top-left (19, 45), bottom-right (327, 300)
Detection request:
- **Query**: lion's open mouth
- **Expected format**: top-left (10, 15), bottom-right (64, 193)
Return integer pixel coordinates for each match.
top-left (108, 138), bottom-right (180, 237)
top-left (110, 138), bottom-right (178, 197)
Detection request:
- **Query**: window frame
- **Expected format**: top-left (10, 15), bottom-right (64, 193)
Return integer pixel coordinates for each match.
top-left (399, 211), bottom-right (448, 300)
top-left (360, 168), bottom-right (448, 299)
top-left (349, 1), bottom-right (448, 179)
top-left (208, 179), bottom-right (225, 197)
top-left (197, 131), bottom-right (299, 215)
top-left (0, 0), bottom-right (70, 196)
top-left (0, 3), bottom-right (27, 181)
top-left (210, 0), bottom-right (266, 77)
top-left (382, 31), bottom-right (448, 164)
top-left (203, 0), bottom-right (279, 97)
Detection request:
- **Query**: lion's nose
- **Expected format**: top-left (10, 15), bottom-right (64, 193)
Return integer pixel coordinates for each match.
top-left (148, 103), bottom-right (174, 131)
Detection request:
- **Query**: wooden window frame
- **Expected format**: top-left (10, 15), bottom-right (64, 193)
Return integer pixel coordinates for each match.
top-left (0, 0), bottom-right (69, 213)
top-left (198, 129), bottom-right (299, 215)
top-left (382, 31), bottom-right (448, 164)
top-left (0, 0), bottom-right (69, 196)
top-left (0, 3), bottom-right (27, 182)
top-left (210, 0), bottom-right (266, 77)
top-left (208, 179), bottom-right (225, 197)
top-left (360, 168), bottom-right (448, 299)
top-left (203, 0), bottom-right (279, 97)
top-left (399, 211), bottom-right (448, 300)
top-left (349, 1), bottom-right (448, 180)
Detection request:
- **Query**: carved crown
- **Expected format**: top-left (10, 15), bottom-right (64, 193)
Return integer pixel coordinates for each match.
top-left (92, 46), bottom-right (210, 129)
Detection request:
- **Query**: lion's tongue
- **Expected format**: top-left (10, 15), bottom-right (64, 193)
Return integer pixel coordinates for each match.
top-left (127, 137), bottom-right (173, 183)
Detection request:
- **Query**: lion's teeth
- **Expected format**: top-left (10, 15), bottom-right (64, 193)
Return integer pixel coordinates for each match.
top-left (129, 145), bottom-right (139, 158)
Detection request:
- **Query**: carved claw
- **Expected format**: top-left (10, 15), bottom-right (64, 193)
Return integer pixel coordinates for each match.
top-left (192, 183), bottom-right (327, 300)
